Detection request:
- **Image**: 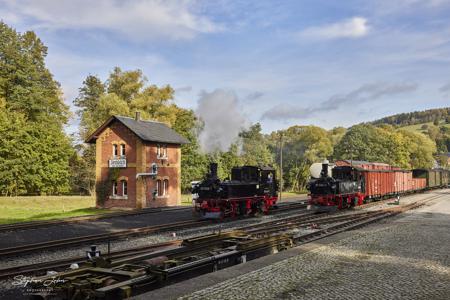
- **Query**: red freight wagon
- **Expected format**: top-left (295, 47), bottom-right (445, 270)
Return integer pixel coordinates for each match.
top-left (412, 178), bottom-right (426, 190)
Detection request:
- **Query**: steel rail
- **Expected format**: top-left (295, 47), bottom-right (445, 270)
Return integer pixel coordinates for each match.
top-left (0, 240), bottom-right (182, 280)
top-left (0, 219), bottom-right (206, 258)
top-left (0, 200), bottom-right (307, 258)
top-left (0, 206), bottom-right (192, 232)
top-left (17, 193), bottom-right (444, 299)
top-left (0, 199), bottom-right (306, 233)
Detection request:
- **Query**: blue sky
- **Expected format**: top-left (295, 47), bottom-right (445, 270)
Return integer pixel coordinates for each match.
top-left (1, 0), bottom-right (450, 135)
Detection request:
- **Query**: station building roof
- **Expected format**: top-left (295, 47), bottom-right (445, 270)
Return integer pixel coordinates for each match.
top-left (85, 115), bottom-right (189, 145)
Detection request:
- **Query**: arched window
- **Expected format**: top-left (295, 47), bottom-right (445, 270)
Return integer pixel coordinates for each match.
top-left (162, 145), bottom-right (167, 158)
top-left (112, 181), bottom-right (118, 195)
top-left (122, 180), bottom-right (127, 196)
top-left (120, 144), bottom-right (126, 157)
top-left (156, 180), bottom-right (162, 196)
top-left (163, 179), bottom-right (169, 196)
top-left (113, 144), bottom-right (118, 157)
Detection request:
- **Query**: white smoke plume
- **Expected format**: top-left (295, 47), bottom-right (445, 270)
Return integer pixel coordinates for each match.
top-left (196, 89), bottom-right (247, 152)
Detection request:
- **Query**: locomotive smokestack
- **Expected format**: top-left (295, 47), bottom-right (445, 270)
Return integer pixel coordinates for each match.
top-left (321, 159), bottom-right (329, 178)
top-left (210, 162), bottom-right (218, 179)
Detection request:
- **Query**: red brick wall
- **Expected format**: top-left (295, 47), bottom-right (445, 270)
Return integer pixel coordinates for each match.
top-left (97, 121), bottom-right (137, 208)
top-left (144, 143), bottom-right (180, 207)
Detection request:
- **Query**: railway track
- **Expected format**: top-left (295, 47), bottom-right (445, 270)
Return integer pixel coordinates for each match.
top-left (0, 219), bottom-right (205, 258)
top-left (0, 200), bottom-right (308, 258)
top-left (0, 199), bottom-right (306, 233)
top-left (0, 206), bottom-right (192, 232)
top-left (1, 193), bottom-right (441, 288)
top-left (19, 195), bottom-right (437, 299)
top-left (0, 240), bottom-right (182, 280)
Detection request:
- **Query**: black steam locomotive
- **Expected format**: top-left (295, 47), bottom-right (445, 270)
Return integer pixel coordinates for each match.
top-left (308, 163), bottom-right (362, 197)
top-left (192, 163), bottom-right (278, 218)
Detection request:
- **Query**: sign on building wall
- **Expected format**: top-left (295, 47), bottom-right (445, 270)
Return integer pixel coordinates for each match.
top-left (109, 159), bottom-right (127, 168)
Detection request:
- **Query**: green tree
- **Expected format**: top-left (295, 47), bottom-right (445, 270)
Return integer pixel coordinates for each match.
top-left (269, 126), bottom-right (333, 192)
top-left (0, 22), bottom-right (69, 124)
top-left (335, 124), bottom-right (436, 169)
top-left (334, 124), bottom-right (408, 166)
top-left (74, 75), bottom-right (105, 140)
top-left (399, 130), bottom-right (436, 169)
top-left (173, 109), bottom-right (208, 192)
top-left (0, 22), bottom-right (73, 195)
top-left (328, 127), bottom-right (346, 150)
top-left (239, 123), bottom-right (273, 166)
top-left (107, 67), bottom-right (145, 102)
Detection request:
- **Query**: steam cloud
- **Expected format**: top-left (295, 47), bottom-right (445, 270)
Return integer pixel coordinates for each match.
top-left (196, 89), bottom-right (247, 152)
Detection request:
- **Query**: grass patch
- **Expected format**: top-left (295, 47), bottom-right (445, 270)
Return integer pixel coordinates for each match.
top-left (281, 191), bottom-right (307, 198)
top-left (180, 194), bottom-right (193, 206)
top-left (0, 195), bottom-right (114, 224)
top-left (400, 120), bottom-right (450, 133)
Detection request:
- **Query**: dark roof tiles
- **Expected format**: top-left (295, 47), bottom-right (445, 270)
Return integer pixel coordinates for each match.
top-left (86, 115), bottom-right (189, 145)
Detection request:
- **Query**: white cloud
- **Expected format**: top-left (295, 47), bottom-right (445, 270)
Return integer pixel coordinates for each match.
top-left (0, 0), bottom-right (222, 40)
top-left (300, 17), bottom-right (369, 40)
top-left (439, 82), bottom-right (450, 96)
top-left (262, 82), bottom-right (418, 120)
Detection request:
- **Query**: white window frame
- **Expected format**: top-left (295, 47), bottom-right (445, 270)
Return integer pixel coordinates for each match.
top-left (120, 144), bottom-right (126, 157)
top-left (163, 145), bottom-right (168, 159)
top-left (156, 179), bottom-right (162, 196)
top-left (112, 181), bottom-right (118, 196)
top-left (122, 180), bottom-right (127, 196)
top-left (113, 144), bottom-right (118, 157)
top-left (157, 144), bottom-right (168, 159)
top-left (163, 179), bottom-right (169, 196)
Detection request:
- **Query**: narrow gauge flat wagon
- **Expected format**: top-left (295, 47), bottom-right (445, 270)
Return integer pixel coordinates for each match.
top-left (192, 163), bottom-right (278, 218)
top-left (308, 160), bottom-right (427, 211)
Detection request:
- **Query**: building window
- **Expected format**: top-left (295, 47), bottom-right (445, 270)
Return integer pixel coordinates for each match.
top-left (163, 179), bottom-right (169, 196)
top-left (163, 145), bottom-right (167, 158)
top-left (112, 181), bottom-right (118, 195)
top-left (120, 144), bottom-right (126, 157)
top-left (122, 180), bottom-right (127, 196)
top-left (156, 180), bottom-right (162, 196)
top-left (157, 144), bottom-right (168, 159)
top-left (113, 144), bottom-right (118, 157)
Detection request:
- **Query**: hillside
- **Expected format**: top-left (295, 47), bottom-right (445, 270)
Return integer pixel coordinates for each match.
top-left (369, 107), bottom-right (450, 156)
top-left (370, 107), bottom-right (450, 127)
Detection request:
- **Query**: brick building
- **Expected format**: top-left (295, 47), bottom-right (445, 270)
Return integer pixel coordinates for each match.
top-left (86, 113), bottom-right (189, 209)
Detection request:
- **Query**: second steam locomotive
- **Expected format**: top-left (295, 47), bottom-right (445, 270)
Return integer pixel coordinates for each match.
top-left (308, 159), bottom-right (449, 211)
top-left (192, 163), bottom-right (278, 218)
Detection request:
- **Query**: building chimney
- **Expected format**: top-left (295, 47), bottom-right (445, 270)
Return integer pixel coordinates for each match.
top-left (135, 111), bottom-right (141, 121)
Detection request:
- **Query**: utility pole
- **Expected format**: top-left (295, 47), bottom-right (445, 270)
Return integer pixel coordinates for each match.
top-left (279, 132), bottom-right (283, 202)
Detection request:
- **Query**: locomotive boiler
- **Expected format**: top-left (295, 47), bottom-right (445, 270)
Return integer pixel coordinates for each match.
top-left (192, 163), bottom-right (278, 218)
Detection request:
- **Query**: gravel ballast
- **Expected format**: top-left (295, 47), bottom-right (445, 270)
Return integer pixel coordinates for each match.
top-left (172, 190), bottom-right (450, 300)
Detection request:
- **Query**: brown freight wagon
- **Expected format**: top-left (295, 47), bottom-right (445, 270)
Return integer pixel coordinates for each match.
top-left (335, 160), bottom-right (426, 200)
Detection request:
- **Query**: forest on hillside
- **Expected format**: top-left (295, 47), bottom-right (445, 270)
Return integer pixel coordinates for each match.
top-left (370, 107), bottom-right (450, 126)
top-left (0, 21), bottom-right (448, 196)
